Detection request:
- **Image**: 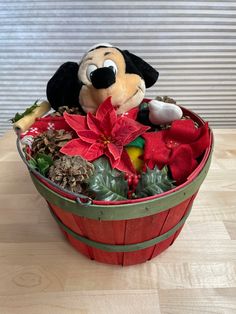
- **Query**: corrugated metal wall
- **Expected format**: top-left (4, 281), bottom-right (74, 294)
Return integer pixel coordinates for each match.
top-left (1, 0), bottom-right (236, 136)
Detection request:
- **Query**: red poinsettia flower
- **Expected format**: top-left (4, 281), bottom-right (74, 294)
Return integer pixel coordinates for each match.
top-left (60, 97), bottom-right (149, 173)
top-left (142, 119), bottom-right (210, 184)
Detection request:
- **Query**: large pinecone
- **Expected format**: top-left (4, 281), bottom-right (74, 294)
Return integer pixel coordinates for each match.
top-left (48, 155), bottom-right (95, 193)
top-left (31, 129), bottom-right (73, 160)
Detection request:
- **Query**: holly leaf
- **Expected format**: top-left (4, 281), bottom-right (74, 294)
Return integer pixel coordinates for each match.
top-left (135, 166), bottom-right (175, 198)
top-left (88, 157), bottom-right (128, 201)
top-left (92, 157), bottom-right (121, 177)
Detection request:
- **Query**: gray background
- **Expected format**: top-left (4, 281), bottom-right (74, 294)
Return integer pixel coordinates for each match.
top-left (1, 0), bottom-right (236, 136)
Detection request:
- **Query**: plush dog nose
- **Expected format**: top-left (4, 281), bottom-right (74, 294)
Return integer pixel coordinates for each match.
top-left (90, 67), bottom-right (116, 89)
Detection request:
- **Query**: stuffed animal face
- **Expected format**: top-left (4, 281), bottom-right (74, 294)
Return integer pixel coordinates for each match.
top-left (46, 44), bottom-right (159, 115)
top-left (78, 47), bottom-right (146, 114)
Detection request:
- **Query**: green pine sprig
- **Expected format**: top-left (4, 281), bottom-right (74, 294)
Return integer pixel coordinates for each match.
top-left (27, 153), bottom-right (53, 176)
top-left (10, 100), bottom-right (39, 123)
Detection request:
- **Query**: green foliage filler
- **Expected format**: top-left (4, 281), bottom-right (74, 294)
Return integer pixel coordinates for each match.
top-left (126, 136), bottom-right (145, 149)
top-left (28, 153), bottom-right (53, 176)
top-left (11, 100), bottom-right (39, 123)
top-left (135, 166), bottom-right (175, 198)
top-left (88, 157), bottom-right (128, 201)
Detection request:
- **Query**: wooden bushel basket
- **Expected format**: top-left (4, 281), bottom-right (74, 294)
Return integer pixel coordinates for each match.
top-left (17, 108), bottom-right (213, 266)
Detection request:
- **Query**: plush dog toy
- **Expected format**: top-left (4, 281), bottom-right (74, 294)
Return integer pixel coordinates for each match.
top-left (47, 43), bottom-right (182, 125)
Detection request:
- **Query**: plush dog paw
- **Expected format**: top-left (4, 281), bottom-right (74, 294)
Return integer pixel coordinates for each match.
top-left (148, 100), bottom-right (183, 125)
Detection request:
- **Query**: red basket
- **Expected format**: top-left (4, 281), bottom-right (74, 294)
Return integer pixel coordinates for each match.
top-left (17, 107), bottom-right (213, 266)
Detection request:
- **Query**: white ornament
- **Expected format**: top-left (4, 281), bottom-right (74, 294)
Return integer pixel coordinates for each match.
top-left (148, 100), bottom-right (183, 125)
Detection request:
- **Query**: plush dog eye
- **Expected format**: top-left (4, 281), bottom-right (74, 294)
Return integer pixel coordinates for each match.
top-left (86, 64), bottom-right (98, 81)
top-left (103, 59), bottom-right (117, 74)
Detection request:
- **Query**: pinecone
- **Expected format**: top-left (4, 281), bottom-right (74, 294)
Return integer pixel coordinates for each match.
top-left (51, 106), bottom-right (83, 117)
top-left (48, 155), bottom-right (95, 193)
top-left (155, 95), bottom-right (177, 104)
top-left (31, 129), bottom-right (73, 160)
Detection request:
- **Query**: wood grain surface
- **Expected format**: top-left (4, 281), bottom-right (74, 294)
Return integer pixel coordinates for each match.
top-left (0, 130), bottom-right (235, 314)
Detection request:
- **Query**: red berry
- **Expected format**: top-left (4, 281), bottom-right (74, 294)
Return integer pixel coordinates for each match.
top-left (128, 178), bottom-right (132, 185)
top-left (128, 191), bottom-right (132, 199)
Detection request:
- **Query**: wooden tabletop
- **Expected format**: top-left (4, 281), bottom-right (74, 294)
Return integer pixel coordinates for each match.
top-left (0, 130), bottom-right (235, 314)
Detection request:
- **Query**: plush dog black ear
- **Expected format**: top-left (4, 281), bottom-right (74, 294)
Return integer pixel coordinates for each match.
top-left (121, 50), bottom-right (159, 88)
top-left (46, 62), bottom-right (82, 110)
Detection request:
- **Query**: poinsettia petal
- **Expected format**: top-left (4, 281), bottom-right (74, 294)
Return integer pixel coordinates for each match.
top-left (128, 123), bottom-right (150, 144)
top-left (87, 113), bottom-right (101, 134)
top-left (105, 149), bottom-right (117, 168)
top-left (76, 130), bottom-right (99, 143)
top-left (112, 117), bottom-right (149, 145)
top-left (142, 131), bottom-right (171, 165)
top-left (190, 122), bottom-right (210, 158)
top-left (169, 144), bottom-right (198, 184)
top-left (113, 149), bottom-right (136, 174)
top-left (123, 107), bottom-right (139, 120)
top-left (168, 119), bottom-right (199, 144)
top-left (96, 96), bottom-right (115, 120)
top-left (100, 110), bottom-right (117, 135)
top-left (63, 112), bottom-right (87, 135)
top-left (60, 138), bottom-right (91, 157)
top-left (107, 142), bottom-right (122, 161)
top-left (83, 142), bottom-right (104, 161)
top-left (79, 143), bottom-right (104, 161)
top-left (111, 118), bottom-right (130, 142)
